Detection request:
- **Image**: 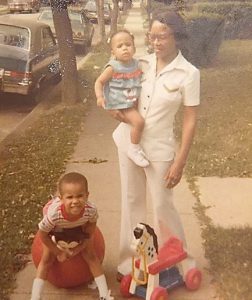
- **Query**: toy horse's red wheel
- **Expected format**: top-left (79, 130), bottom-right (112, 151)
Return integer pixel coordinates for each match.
top-left (120, 274), bottom-right (132, 298)
top-left (185, 268), bottom-right (202, 290)
top-left (150, 286), bottom-right (169, 300)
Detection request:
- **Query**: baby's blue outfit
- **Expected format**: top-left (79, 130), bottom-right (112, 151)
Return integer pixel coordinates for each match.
top-left (104, 58), bottom-right (142, 110)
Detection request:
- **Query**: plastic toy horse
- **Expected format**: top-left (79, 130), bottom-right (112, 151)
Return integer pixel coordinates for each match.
top-left (120, 223), bottom-right (202, 300)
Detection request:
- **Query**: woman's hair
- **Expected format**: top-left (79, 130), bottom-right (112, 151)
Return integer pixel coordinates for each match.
top-left (151, 9), bottom-right (188, 54)
top-left (109, 29), bottom-right (135, 47)
top-left (58, 172), bottom-right (88, 195)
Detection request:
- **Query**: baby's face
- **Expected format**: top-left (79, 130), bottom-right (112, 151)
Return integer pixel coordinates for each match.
top-left (60, 182), bottom-right (88, 217)
top-left (111, 32), bottom-right (135, 63)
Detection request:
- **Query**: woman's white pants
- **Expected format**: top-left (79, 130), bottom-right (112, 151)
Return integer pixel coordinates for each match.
top-left (117, 150), bottom-right (187, 275)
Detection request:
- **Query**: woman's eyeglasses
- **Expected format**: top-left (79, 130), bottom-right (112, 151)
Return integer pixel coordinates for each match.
top-left (147, 32), bottom-right (172, 42)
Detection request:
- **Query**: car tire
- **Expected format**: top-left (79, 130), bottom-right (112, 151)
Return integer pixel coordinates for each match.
top-left (81, 44), bottom-right (87, 54)
top-left (27, 88), bottom-right (41, 104)
top-left (52, 72), bottom-right (62, 85)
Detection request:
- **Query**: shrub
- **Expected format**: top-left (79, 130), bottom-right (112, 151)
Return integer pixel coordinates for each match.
top-left (192, 2), bottom-right (252, 39)
top-left (224, 7), bottom-right (252, 39)
top-left (185, 13), bottom-right (225, 67)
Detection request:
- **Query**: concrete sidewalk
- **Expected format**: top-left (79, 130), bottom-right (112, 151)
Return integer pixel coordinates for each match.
top-left (9, 2), bottom-right (252, 300)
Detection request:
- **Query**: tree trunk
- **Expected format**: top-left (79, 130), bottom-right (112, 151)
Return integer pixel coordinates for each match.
top-left (110, 0), bottom-right (119, 38)
top-left (51, 0), bottom-right (81, 104)
top-left (96, 0), bottom-right (106, 42)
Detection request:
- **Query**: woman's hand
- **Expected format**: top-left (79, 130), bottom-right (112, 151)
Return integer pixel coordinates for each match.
top-left (164, 160), bottom-right (185, 189)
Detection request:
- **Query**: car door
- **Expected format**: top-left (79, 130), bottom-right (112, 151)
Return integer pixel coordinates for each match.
top-left (30, 26), bottom-right (60, 92)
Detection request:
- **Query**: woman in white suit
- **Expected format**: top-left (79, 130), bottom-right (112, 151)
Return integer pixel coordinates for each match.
top-left (112, 9), bottom-right (200, 278)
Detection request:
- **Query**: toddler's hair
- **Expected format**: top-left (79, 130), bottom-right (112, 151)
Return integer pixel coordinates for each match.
top-left (58, 172), bottom-right (88, 195)
top-left (108, 29), bottom-right (135, 47)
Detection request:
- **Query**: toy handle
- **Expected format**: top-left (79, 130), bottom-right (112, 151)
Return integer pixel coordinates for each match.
top-left (131, 256), bottom-right (148, 285)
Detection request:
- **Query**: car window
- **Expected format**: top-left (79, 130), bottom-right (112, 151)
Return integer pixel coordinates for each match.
top-left (39, 10), bottom-right (53, 21)
top-left (42, 27), bottom-right (55, 49)
top-left (104, 3), bottom-right (110, 11)
top-left (39, 10), bottom-right (82, 27)
top-left (69, 11), bottom-right (82, 26)
top-left (0, 57), bottom-right (27, 72)
top-left (81, 13), bottom-right (89, 24)
top-left (0, 24), bottom-right (29, 50)
top-left (85, 1), bottom-right (96, 11)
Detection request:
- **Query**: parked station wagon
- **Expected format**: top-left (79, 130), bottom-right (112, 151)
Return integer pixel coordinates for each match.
top-left (84, 1), bottom-right (111, 24)
top-left (0, 15), bottom-right (61, 101)
top-left (38, 8), bottom-right (94, 52)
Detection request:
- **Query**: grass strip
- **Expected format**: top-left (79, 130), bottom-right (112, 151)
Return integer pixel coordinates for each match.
top-left (183, 39), bottom-right (252, 300)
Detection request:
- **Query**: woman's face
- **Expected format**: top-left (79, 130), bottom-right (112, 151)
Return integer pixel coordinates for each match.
top-left (149, 20), bottom-right (178, 60)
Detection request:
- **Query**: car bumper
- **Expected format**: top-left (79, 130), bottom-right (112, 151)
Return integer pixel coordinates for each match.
top-left (73, 38), bottom-right (87, 46)
top-left (9, 4), bottom-right (33, 11)
top-left (0, 82), bottom-right (32, 95)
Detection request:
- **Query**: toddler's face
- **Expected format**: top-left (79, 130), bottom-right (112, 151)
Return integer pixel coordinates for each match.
top-left (111, 32), bottom-right (135, 63)
top-left (60, 182), bottom-right (88, 217)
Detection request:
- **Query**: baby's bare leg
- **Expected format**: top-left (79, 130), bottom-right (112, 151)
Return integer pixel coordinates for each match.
top-left (122, 107), bottom-right (145, 144)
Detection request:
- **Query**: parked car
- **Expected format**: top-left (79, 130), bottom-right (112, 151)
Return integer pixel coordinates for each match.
top-left (37, 8), bottom-right (94, 52)
top-left (7, 0), bottom-right (40, 13)
top-left (0, 15), bottom-right (61, 102)
top-left (84, 0), bottom-right (111, 24)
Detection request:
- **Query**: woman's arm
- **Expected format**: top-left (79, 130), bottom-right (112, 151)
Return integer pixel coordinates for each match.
top-left (94, 66), bottom-right (113, 108)
top-left (164, 105), bottom-right (198, 188)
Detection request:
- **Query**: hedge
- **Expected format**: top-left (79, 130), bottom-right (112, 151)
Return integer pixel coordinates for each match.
top-left (192, 2), bottom-right (252, 39)
top-left (185, 13), bottom-right (225, 67)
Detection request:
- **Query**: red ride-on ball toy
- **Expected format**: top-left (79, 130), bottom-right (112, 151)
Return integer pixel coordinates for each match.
top-left (31, 227), bottom-right (105, 288)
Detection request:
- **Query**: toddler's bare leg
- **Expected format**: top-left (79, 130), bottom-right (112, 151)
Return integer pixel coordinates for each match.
top-left (31, 245), bottom-right (56, 300)
top-left (81, 239), bottom-right (113, 299)
top-left (122, 107), bottom-right (144, 144)
top-left (122, 108), bottom-right (149, 167)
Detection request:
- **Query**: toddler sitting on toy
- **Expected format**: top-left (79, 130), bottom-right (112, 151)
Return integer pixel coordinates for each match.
top-left (31, 172), bottom-right (113, 300)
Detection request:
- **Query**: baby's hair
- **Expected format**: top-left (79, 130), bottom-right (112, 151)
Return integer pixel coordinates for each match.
top-left (109, 29), bottom-right (135, 47)
top-left (58, 172), bottom-right (88, 195)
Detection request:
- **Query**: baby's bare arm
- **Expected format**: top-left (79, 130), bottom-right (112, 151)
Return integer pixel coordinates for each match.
top-left (95, 66), bottom-right (113, 108)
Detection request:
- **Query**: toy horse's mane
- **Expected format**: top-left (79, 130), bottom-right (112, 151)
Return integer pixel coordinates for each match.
top-left (140, 223), bottom-right (158, 254)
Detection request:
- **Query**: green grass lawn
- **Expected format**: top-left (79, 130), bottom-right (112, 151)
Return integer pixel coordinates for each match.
top-left (184, 39), bottom-right (252, 300)
top-left (186, 39), bottom-right (252, 178)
